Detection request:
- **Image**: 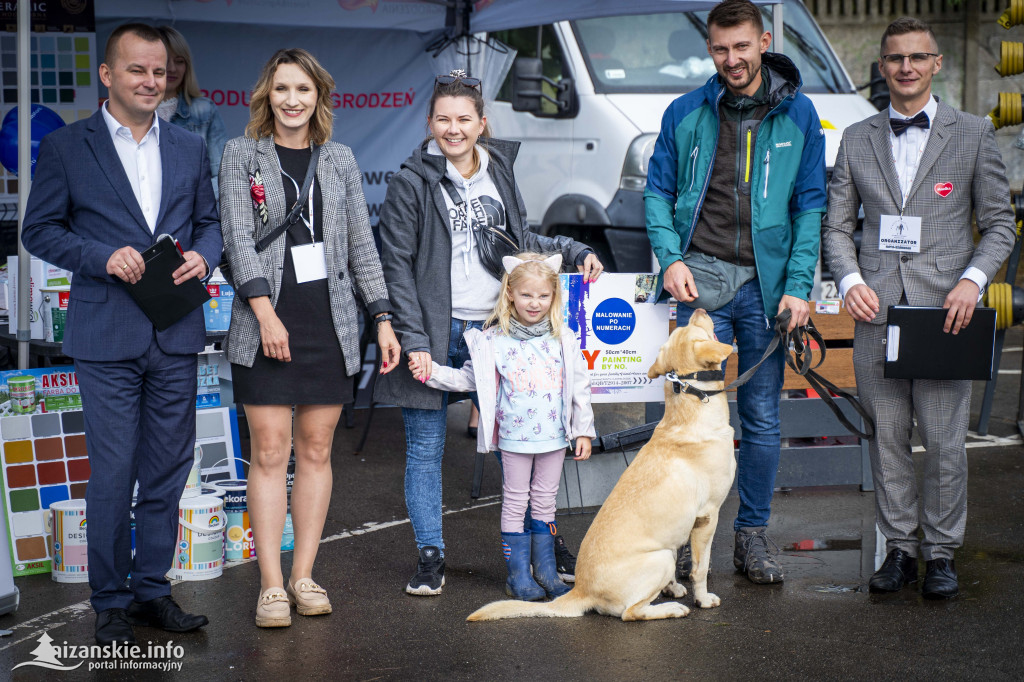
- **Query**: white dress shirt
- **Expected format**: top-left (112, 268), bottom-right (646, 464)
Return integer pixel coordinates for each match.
top-left (839, 95), bottom-right (986, 301)
top-left (101, 101), bottom-right (162, 233)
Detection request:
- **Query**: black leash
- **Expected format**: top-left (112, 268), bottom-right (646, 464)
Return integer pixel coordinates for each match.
top-left (664, 309), bottom-right (875, 440)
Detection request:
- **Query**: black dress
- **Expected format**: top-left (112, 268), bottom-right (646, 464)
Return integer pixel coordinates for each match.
top-left (233, 144), bottom-right (354, 405)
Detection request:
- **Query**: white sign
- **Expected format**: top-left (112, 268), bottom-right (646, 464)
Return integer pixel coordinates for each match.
top-left (561, 273), bottom-right (669, 403)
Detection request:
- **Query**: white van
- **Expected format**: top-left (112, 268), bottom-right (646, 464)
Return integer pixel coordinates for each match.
top-left (485, 1), bottom-right (877, 275)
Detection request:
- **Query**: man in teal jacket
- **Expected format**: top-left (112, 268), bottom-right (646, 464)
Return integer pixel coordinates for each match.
top-left (645, 0), bottom-right (826, 584)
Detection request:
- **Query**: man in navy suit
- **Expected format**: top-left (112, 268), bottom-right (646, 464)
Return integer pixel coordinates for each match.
top-left (22, 24), bottom-right (221, 645)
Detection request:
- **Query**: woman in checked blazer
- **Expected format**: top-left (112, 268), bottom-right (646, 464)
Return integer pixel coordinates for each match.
top-left (219, 48), bottom-right (400, 628)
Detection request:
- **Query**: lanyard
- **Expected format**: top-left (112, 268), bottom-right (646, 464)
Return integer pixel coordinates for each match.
top-left (277, 153), bottom-right (316, 243)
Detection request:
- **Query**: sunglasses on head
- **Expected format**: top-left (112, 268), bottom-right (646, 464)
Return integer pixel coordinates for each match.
top-left (435, 74), bottom-right (482, 89)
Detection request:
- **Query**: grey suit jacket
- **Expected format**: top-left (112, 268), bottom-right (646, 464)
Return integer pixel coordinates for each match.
top-left (822, 99), bottom-right (1016, 326)
top-left (219, 135), bottom-right (390, 373)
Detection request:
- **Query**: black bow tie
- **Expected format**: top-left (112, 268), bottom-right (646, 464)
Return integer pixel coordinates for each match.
top-left (890, 111), bottom-right (930, 136)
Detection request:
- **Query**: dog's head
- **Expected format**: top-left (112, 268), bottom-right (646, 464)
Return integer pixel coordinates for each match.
top-left (648, 309), bottom-right (733, 379)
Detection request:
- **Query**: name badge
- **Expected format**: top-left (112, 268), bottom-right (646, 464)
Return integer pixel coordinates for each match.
top-left (878, 214), bottom-right (921, 253)
top-left (291, 242), bottom-right (328, 283)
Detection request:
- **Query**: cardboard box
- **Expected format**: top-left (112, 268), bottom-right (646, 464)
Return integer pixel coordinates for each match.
top-left (204, 283), bottom-right (234, 334)
top-left (196, 351), bottom-right (222, 409)
top-left (7, 257), bottom-right (73, 339)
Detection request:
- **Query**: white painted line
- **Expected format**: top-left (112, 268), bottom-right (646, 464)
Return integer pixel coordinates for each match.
top-left (0, 495), bottom-right (503, 651)
top-left (912, 432), bottom-right (1023, 452)
top-left (998, 369), bottom-right (1021, 375)
top-left (1002, 347), bottom-right (1022, 353)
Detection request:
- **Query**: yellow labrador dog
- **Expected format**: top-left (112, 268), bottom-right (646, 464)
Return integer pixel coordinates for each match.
top-left (468, 310), bottom-right (735, 622)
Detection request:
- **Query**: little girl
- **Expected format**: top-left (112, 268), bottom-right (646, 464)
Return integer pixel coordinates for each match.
top-left (410, 252), bottom-right (595, 601)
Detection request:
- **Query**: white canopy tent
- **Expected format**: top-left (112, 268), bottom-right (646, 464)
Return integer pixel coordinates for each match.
top-left (15, 0), bottom-right (782, 368)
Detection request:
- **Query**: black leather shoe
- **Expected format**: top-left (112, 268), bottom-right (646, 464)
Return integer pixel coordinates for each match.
top-left (466, 425), bottom-right (477, 438)
top-left (126, 596), bottom-right (209, 632)
top-left (922, 558), bottom-right (959, 599)
top-left (96, 608), bottom-right (136, 645)
top-left (869, 548), bottom-right (918, 593)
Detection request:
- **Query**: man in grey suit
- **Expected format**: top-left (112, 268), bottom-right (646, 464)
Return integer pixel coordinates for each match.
top-left (822, 17), bottom-right (1016, 599)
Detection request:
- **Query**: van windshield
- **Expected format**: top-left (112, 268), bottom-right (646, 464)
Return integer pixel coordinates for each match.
top-left (572, 3), bottom-right (851, 95)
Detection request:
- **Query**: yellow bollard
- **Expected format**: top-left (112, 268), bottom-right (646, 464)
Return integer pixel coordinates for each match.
top-left (995, 41), bottom-right (1024, 76)
top-left (988, 92), bottom-right (1024, 130)
top-left (998, 0), bottom-right (1024, 29)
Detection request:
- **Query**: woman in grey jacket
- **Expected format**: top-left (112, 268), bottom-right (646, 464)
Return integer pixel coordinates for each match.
top-left (220, 48), bottom-right (400, 628)
top-left (375, 72), bottom-right (603, 596)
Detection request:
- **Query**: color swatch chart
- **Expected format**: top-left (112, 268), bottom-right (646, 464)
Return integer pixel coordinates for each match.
top-left (0, 32), bottom-right (98, 202)
top-left (2, 408), bottom-right (88, 577)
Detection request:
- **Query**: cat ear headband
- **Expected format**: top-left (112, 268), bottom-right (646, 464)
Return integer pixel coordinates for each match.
top-left (502, 254), bottom-right (562, 275)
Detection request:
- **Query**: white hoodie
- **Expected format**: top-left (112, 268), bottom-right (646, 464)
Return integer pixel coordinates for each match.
top-left (428, 140), bottom-right (507, 320)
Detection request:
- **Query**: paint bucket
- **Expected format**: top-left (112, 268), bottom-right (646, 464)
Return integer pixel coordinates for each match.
top-left (130, 495), bottom-right (137, 559)
top-left (214, 480), bottom-right (255, 562)
top-left (180, 444), bottom-right (203, 499)
top-left (281, 512), bottom-right (294, 552)
top-left (200, 485), bottom-right (224, 499)
top-left (40, 286), bottom-right (70, 342)
top-left (7, 376), bottom-right (36, 415)
top-left (168, 495), bottom-right (225, 581)
top-left (51, 499), bottom-right (88, 583)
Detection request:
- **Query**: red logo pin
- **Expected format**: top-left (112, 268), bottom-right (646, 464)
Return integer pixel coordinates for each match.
top-left (934, 182), bottom-right (953, 197)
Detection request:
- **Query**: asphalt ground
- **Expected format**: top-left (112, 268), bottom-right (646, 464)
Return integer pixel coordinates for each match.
top-left (1, 328), bottom-right (1023, 681)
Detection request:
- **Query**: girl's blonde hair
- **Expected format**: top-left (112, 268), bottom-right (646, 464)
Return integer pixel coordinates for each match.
top-left (486, 252), bottom-right (564, 337)
top-left (156, 26), bottom-right (201, 104)
top-left (246, 48), bottom-right (335, 146)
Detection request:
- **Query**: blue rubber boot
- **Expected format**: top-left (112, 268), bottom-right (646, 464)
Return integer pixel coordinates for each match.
top-left (529, 520), bottom-right (571, 597)
top-left (501, 532), bottom-right (545, 601)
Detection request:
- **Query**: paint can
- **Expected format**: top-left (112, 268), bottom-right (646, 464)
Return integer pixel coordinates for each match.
top-left (214, 480), bottom-right (255, 562)
top-left (130, 495), bottom-right (137, 558)
top-left (168, 495), bottom-right (225, 581)
top-left (40, 286), bottom-right (70, 342)
top-left (200, 485), bottom-right (224, 499)
top-left (51, 499), bottom-right (88, 583)
top-left (7, 376), bottom-right (36, 415)
top-left (180, 444), bottom-right (203, 499)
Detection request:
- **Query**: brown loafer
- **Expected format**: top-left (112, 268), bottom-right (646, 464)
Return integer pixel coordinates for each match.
top-left (287, 578), bottom-right (333, 616)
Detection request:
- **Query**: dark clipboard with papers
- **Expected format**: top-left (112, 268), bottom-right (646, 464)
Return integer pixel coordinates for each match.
top-left (883, 305), bottom-right (997, 380)
top-left (124, 234), bottom-right (210, 332)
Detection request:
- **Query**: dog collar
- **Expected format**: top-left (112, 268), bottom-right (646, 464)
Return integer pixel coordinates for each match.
top-left (664, 370), bottom-right (726, 402)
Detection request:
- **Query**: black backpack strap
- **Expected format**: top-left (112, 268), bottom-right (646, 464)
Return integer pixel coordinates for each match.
top-left (254, 144), bottom-right (321, 253)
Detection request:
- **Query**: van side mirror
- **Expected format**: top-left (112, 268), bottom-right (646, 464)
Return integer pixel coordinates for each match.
top-left (866, 62), bottom-right (889, 111)
top-left (512, 57), bottom-right (575, 116)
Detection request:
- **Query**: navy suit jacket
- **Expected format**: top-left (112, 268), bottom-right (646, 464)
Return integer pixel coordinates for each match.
top-left (22, 109), bottom-right (222, 361)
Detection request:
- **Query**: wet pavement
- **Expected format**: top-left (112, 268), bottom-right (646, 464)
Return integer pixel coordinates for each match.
top-left (2, 329), bottom-right (1023, 680)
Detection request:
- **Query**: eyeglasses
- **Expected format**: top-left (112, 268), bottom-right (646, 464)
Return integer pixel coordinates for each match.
top-left (435, 74), bottom-right (482, 89)
top-left (881, 52), bottom-right (939, 65)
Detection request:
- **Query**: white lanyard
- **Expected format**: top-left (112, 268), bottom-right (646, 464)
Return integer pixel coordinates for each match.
top-left (277, 155), bottom-right (316, 243)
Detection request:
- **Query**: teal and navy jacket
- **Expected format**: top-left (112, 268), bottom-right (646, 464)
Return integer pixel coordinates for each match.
top-left (644, 53), bottom-right (826, 317)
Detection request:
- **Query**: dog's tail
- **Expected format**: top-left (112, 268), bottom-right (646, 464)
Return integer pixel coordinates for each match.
top-left (467, 588), bottom-right (590, 622)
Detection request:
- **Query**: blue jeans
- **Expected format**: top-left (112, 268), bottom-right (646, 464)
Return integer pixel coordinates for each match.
top-left (402, 318), bottom-right (483, 552)
top-left (675, 278), bottom-right (785, 530)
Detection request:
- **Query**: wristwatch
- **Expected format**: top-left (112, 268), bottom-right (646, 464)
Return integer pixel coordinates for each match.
top-left (374, 313), bottom-right (394, 326)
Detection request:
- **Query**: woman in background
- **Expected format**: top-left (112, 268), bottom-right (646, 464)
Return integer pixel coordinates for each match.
top-left (156, 26), bottom-right (228, 197)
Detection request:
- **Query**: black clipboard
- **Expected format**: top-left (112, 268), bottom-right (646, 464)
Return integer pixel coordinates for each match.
top-left (883, 305), bottom-right (996, 380)
top-left (124, 235), bottom-right (210, 332)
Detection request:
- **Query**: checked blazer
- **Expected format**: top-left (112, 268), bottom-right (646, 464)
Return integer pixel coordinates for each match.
top-left (821, 98), bottom-right (1016, 559)
top-left (822, 99), bottom-right (1015, 326)
top-left (219, 135), bottom-right (391, 374)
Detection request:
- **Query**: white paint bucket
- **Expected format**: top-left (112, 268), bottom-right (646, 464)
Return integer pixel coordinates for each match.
top-left (181, 444), bottom-right (203, 499)
top-left (40, 286), bottom-right (70, 342)
top-left (168, 495), bottom-right (225, 581)
top-left (51, 499), bottom-right (88, 583)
